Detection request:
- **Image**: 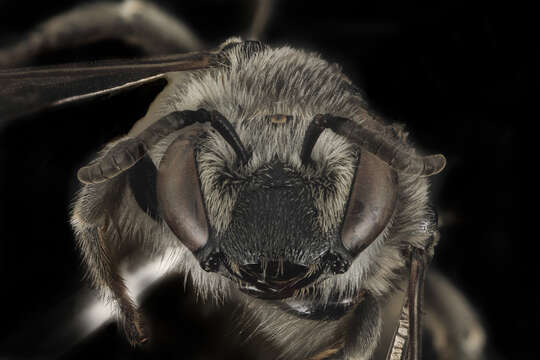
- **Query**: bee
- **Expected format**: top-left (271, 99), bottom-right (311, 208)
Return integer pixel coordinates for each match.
top-left (0, 1), bottom-right (487, 359)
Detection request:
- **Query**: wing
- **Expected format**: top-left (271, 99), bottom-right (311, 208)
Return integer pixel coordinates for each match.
top-left (0, 51), bottom-right (216, 125)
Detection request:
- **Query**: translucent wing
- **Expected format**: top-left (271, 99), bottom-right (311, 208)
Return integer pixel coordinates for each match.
top-left (0, 51), bottom-right (216, 124)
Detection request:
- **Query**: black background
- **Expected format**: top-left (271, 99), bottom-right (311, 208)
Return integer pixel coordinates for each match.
top-left (0, 0), bottom-right (536, 359)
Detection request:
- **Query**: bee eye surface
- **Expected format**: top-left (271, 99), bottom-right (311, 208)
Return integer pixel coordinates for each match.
top-left (157, 126), bottom-right (209, 252)
top-left (341, 151), bottom-right (398, 255)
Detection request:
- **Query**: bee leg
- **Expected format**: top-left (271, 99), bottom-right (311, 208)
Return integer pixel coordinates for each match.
top-left (309, 293), bottom-right (382, 360)
top-left (341, 293), bottom-right (382, 360)
top-left (71, 177), bottom-right (147, 346)
top-left (0, 0), bottom-right (204, 67)
top-left (385, 247), bottom-right (431, 360)
top-left (423, 271), bottom-right (487, 360)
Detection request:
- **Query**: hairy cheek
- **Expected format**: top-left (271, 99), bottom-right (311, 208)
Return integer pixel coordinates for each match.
top-left (79, 258), bottom-right (169, 337)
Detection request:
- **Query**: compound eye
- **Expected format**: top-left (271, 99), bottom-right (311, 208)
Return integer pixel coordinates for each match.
top-left (341, 151), bottom-right (398, 256)
top-left (157, 125), bottom-right (209, 252)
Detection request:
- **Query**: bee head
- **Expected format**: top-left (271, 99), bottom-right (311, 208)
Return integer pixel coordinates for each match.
top-left (156, 112), bottom-right (398, 300)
